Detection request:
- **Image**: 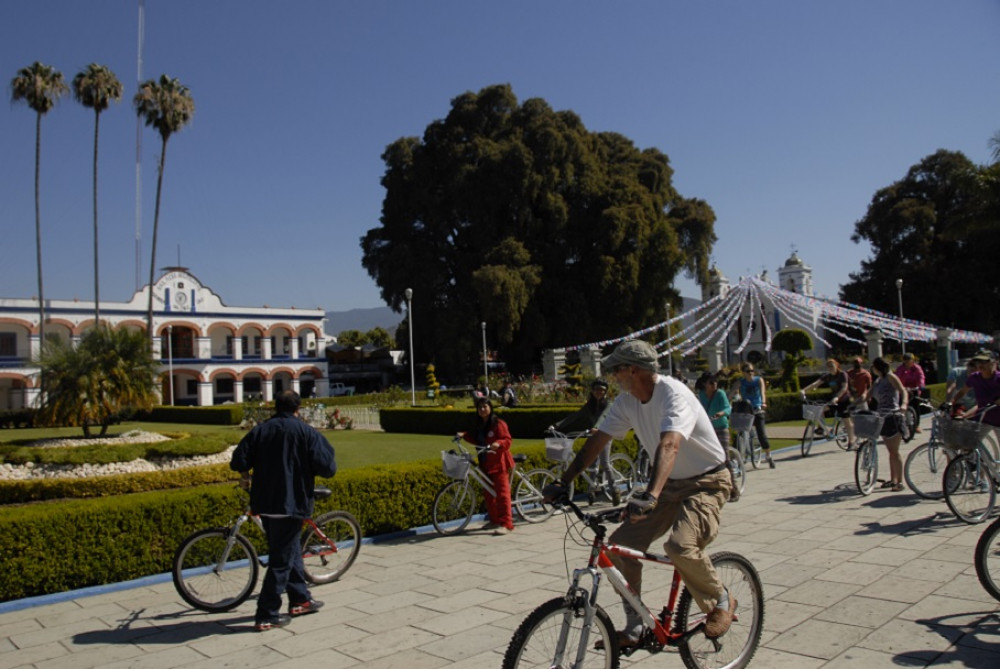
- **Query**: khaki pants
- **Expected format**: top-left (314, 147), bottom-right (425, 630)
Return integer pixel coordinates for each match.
top-left (609, 468), bottom-right (730, 624)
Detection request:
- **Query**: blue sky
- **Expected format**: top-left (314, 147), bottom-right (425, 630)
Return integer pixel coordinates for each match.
top-left (2, 1), bottom-right (998, 322)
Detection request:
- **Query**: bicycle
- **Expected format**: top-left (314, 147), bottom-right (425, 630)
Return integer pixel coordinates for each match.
top-left (903, 408), bottom-right (958, 499)
top-left (974, 511), bottom-right (1000, 602)
top-left (901, 390), bottom-right (932, 443)
top-left (545, 428), bottom-right (637, 505)
top-left (502, 496), bottom-right (764, 669)
top-left (852, 411), bottom-right (886, 495)
top-left (799, 399), bottom-right (848, 457)
top-left (432, 437), bottom-right (557, 535)
top-left (941, 407), bottom-right (1000, 524)
top-left (172, 485), bottom-right (361, 612)
top-left (730, 409), bottom-right (762, 469)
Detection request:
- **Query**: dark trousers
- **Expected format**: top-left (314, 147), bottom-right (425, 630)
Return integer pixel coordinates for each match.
top-left (753, 412), bottom-right (772, 451)
top-left (256, 516), bottom-right (310, 620)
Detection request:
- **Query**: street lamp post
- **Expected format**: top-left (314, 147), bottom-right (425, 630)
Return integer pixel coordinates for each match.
top-left (405, 288), bottom-right (415, 407)
top-left (481, 322), bottom-right (488, 390)
top-left (895, 278), bottom-right (905, 355)
top-left (166, 324), bottom-right (174, 405)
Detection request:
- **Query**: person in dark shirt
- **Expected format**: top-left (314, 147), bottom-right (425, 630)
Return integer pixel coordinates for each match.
top-left (230, 390), bottom-right (337, 631)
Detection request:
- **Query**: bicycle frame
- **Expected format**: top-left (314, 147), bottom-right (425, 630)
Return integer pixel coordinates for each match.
top-left (213, 507), bottom-right (339, 572)
top-left (560, 505), bottom-right (719, 654)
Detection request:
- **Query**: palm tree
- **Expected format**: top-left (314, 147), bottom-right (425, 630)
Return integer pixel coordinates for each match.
top-left (37, 326), bottom-right (158, 437)
top-left (73, 64), bottom-right (123, 328)
top-left (10, 62), bottom-right (68, 352)
top-left (133, 75), bottom-right (195, 344)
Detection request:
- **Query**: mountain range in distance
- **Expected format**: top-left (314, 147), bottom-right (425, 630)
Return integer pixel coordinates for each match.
top-left (324, 306), bottom-right (401, 337)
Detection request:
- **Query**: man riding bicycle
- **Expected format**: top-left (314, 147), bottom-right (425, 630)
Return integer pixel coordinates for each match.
top-left (544, 339), bottom-right (735, 649)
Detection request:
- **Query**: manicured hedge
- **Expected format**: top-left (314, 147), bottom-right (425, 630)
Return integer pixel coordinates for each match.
top-left (0, 434), bottom-right (642, 602)
top-left (136, 405), bottom-right (244, 425)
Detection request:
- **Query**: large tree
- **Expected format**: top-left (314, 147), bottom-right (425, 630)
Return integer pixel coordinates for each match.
top-left (73, 63), bottom-right (123, 327)
top-left (841, 149), bottom-right (1000, 335)
top-left (361, 84), bottom-right (716, 379)
top-left (134, 75), bottom-right (195, 343)
top-left (11, 62), bottom-right (68, 349)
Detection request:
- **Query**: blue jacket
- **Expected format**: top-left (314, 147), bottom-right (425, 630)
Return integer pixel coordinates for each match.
top-left (230, 412), bottom-right (337, 518)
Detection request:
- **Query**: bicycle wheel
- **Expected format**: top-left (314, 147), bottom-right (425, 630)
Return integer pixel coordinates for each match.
top-left (172, 528), bottom-right (258, 612)
top-left (606, 453), bottom-right (636, 501)
top-left (737, 433), bottom-right (757, 470)
top-left (727, 447), bottom-right (746, 498)
top-left (502, 596), bottom-right (619, 669)
top-left (902, 405), bottom-right (918, 443)
top-left (904, 441), bottom-right (956, 500)
top-left (974, 515), bottom-right (1000, 602)
top-left (432, 479), bottom-right (479, 535)
top-left (833, 418), bottom-right (849, 450)
top-left (301, 511), bottom-right (361, 584)
top-left (943, 452), bottom-right (996, 524)
top-left (743, 429), bottom-right (764, 469)
top-left (515, 468), bottom-right (557, 523)
top-left (800, 423), bottom-right (815, 458)
top-left (635, 450), bottom-right (651, 486)
top-left (854, 440), bottom-right (878, 495)
top-left (675, 551), bottom-right (764, 669)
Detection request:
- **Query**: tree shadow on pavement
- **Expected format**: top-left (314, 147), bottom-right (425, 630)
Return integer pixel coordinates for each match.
top-left (898, 611), bottom-right (1000, 666)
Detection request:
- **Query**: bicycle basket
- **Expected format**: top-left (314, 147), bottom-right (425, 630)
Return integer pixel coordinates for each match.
top-left (545, 437), bottom-right (575, 463)
top-left (852, 412), bottom-right (884, 441)
top-left (441, 450), bottom-right (471, 479)
top-left (729, 412), bottom-right (755, 432)
top-left (802, 403), bottom-right (826, 422)
top-left (940, 418), bottom-right (989, 451)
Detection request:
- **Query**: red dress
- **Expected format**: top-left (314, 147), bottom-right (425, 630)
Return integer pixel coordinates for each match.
top-left (462, 419), bottom-right (514, 530)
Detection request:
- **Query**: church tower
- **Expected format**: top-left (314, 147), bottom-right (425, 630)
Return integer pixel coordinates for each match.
top-left (777, 251), bottom-right (814, 296)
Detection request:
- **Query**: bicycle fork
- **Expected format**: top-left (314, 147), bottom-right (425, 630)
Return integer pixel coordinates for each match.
top-left (215, 514), bottom-right (254, 574)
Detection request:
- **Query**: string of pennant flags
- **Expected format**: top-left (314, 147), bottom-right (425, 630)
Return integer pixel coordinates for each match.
top-left (563, 276), bottom-right (992, 356)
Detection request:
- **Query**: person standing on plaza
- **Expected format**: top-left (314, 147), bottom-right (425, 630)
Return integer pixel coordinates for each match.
top-left (870, 357), bottom-right (908, 492)
top-left (956, 351), bottom-right (1000, 426)
top-left (845, 356), bottom-right (874, 448)
top-left (946, 359), bottom-right (980, 417)
top-left (459, 396), bottom-right (515, 535)
top-left (896, 352), bottom-right (926, 432)
top-left (738, 362), bottom-right (775, 468)
top-left (696, 372), bottom-right (732, 449)
top-left (546, 340), bottom-right (736, 647)
top-left (230, 390), bottom-right (337, 631)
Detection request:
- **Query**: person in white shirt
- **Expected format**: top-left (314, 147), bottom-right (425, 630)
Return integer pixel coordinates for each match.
top-left (545, 339), bottom-right (735, 647)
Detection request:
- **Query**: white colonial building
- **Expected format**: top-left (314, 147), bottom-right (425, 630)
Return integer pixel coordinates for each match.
top-left (0, 268), bottom-right (330, 409)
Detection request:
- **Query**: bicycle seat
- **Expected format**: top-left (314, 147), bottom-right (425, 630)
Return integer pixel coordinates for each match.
top-left (513, 453), bottom-right (527, 463)
top-left (314, 486), bottom-right (333, 499)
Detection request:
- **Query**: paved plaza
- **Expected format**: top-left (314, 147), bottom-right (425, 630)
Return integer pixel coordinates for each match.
top-left (2, 424), bottom-right (999, 668)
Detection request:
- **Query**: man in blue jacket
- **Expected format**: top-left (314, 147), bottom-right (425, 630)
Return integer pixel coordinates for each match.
top-left (230, 390), bottom-right (337, 631)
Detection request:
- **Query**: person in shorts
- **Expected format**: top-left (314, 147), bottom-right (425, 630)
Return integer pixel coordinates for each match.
top-left (870, 357), bottom-right (908, 491)
top-left (801, 359), bottom-right (853, 446)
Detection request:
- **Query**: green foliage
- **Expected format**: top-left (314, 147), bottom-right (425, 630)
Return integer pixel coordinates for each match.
top-left (336, 327), bottom-right (394, 348)
top-left (379, 405), bottom-right (589, 439)
top-left (558, 361), bottom-right (584, 393)
top-left (425, 363), bottom-right (441, 392)
top-left (138, 405), bottom-right (244, 425)
top-left (771, 328), bottom-right (814, 392)
top-left (37, 326), bottom-right (158, 436)
top-left (842, 149), bottom-right (1000, 334)
top-left (361, 83), bottom-right (716, 379)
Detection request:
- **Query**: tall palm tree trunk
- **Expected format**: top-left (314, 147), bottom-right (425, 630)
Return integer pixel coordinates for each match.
top-left (92, 111), bottom-right (101, 326)
top-left (34, 112), bottom-right (45, 353)
top-left (146, 137), bottom-right (168, 347)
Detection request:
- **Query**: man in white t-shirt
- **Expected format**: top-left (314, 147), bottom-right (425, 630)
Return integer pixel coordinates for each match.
top-left (546, 339), bottom-right (735, 648)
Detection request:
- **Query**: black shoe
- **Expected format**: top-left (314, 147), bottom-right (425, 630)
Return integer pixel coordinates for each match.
top-left (768, 458), bottom-right (776, 469)
top-left (254, 614), bottom-right (292, 631)
top-left (288, 599), bottom-right (324, 616)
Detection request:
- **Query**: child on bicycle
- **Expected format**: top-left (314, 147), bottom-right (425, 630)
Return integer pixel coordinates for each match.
top-left (458, 396), bottom-right (514, 535)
